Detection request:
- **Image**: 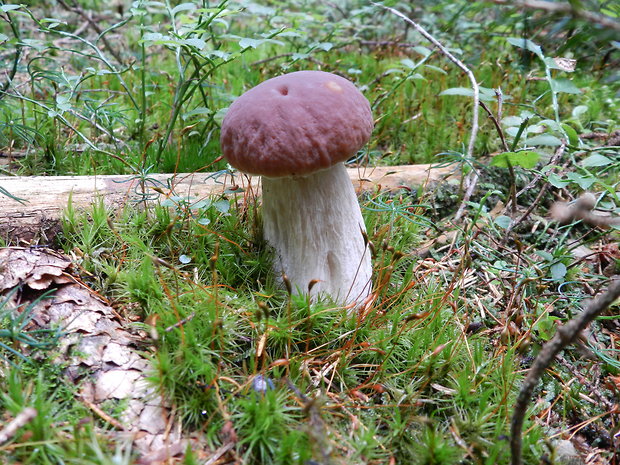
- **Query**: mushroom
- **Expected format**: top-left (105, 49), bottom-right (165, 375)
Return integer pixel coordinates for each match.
top-left (220, 70), bottom-right (373, 305)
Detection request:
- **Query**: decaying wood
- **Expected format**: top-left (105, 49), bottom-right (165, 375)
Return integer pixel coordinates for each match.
top-left (0, 164), bottom-right (453, 242)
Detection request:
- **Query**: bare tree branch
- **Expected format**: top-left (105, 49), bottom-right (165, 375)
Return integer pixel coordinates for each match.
top-left (510, 277), bottom-right (620, 465)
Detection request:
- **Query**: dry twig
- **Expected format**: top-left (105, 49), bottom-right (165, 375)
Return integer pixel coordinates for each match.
top-left (0, 408), bottom-right (37, 445)
top-left (510, 278), bottom-right (620, 465)
top-left (503, 143), bottom-right (567, 240)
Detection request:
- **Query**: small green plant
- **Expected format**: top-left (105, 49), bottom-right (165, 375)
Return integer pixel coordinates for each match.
top-left (0, 288), bottom-right (60, 363)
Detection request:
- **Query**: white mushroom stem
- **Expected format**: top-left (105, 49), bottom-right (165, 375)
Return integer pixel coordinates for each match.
top-left (261, 162), bottom-right (372, 305)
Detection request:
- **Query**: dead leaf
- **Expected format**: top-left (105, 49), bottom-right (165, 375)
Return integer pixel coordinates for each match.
top-left (553, 56), bottom-right (577, 72)
top-left (0, 247), bottom-right (72, 291)
top-left (0, 247), bottom-right (183, 458)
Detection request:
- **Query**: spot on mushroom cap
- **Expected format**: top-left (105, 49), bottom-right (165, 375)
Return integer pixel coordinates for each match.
top-left (220, 70), bottom-right (373, 178)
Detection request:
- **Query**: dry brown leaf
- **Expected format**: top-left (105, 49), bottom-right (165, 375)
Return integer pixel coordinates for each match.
top-left (0, 247), bottom-right (185, 458)
top-left (0, 247), bottom-right (72, 291)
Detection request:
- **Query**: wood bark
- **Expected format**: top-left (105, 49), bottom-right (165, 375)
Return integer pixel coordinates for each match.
top-left (0, 164), bottom-right (453, 242)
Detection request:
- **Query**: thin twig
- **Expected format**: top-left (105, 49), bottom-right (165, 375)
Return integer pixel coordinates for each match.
top-left (0, 408), bottom-right (37, 444)
top-left (503, 144), bottom-right (567, 239)
top-left (479, 99), bottom-right (519, 213)
top-left (81, 397), bottom-right (127, 431)
top-left (480, 101), bottom-right (509, 153)
top-left (454, 172), bottom-right (480, 221)
top-left (164, 311), bottom-right (196, 332)
top-left (510, 277), bottom-right (620, 465)
top-left (516, 144), bottom-right (566, 198)
top-left (203, 442), bottom-right (235, 465)
top-left (491, 0), bottom-right (620, 32)
top-left (371, 2), bottom-right (481, 222)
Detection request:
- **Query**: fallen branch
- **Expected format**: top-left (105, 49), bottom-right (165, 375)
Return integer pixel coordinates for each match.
top-left (510, 278), bottom-right (620, 465)
top-left (0, 164), bottom-right (453, 242)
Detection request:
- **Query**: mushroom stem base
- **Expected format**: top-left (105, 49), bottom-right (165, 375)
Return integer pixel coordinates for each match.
top-left (261, 162), bottom-right (372, 305)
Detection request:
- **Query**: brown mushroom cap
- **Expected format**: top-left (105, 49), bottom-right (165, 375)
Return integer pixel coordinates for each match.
top-left (220, 70), bottom-right (373, 178)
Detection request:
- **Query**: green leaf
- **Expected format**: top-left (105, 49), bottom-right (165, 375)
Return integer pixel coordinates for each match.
top-left (422, 64), bottom-right (447, 75)
top-left (535, 250), bottom-right (554, 262)
top-left (21, 39), bottom-right (46, 52)
top-left (502, 116), bottom-right (524, 127)
top-left (550, 263), bottom-right (567, 281)
top-left (214, 199), bottom-right (230, 213)
top-left (413, 45), bottom-right (432, 57)
top-left (184, 38), bottom-right (206, 49)
top-left (313, 42), bottom-right (333, 51)
top-left (0, 185), bottom-right (26, 204)
top-left (40, 17), bottom-right (65, 29)
top-left (0, 5), bottom-right (21, 12)
top-left (566, 172), bottom-right (595, 189)
top-left (55, 94), bottom-right (71, 112)
top-left (190, 199), bottom-right (212, 210)
top-left (490, 151), bottom-right (540, 169)
top-left (239, 37), bottom-right (264, 49)
top-left (550, 78), bottom-right (581, 94)
top-left (494, 215), bottom-right (512, 229)
top-left (439, 87), bottom-right (473, 96)
top-left (525, 134), bottom-right (563, 146)
top-left (401, 58), bottom-right (417, 69)
top-left (179, 254), bottom-right (192, 264)
top-left (0, 33), bottom-right (9, 43)
top-left (547, 173), bottom-right (569, 188)
top-left (206, 50), bottom-right (230, 59)
top-left (506, 37), bottom-right (543, 57)
top-left (439, 87), bottom-right (495, 102)
top-left (171, 3), bottom-right (196, 15)
top-left (561, 124), bottom-right (579, 146)
top-left (581, 154), bottom-right (612, 168)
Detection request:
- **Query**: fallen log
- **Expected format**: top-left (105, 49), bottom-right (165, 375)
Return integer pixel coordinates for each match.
top-left (0, 164), bottom-right (453, 242)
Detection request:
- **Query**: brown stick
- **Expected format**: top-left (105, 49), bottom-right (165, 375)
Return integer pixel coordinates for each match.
top-left (0, 164), bottom-right (453, 242)
top-left (510, 277), bottom-right (620, 465)
top-left (81, 397), bottom-right (127, 431)
top-left (0, 408), bottom-right (37, 444)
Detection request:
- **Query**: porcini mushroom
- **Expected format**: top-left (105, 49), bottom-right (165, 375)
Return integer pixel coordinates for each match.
top-left (220, 70), bottom-right (373, 305)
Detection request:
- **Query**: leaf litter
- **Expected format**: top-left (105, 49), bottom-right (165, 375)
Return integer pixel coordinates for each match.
top-left (0, 247), bottom-right (191, 463)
